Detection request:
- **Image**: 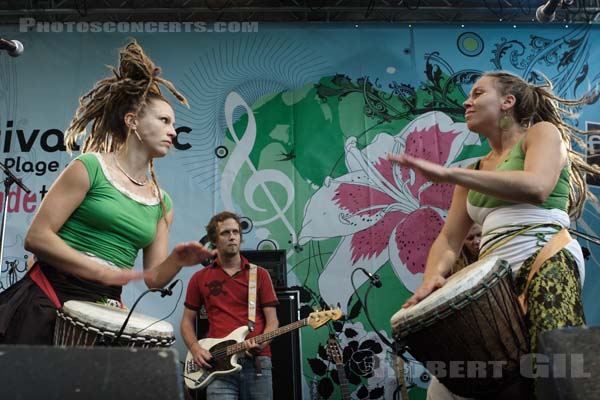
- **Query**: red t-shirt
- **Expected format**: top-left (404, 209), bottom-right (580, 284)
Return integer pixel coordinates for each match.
top-left (184, 256), bottom-right (279, 357)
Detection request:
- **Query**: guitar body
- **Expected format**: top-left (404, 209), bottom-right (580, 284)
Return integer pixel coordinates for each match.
top-left (184, 309), bottom-right (343, 390)
top-left (184, 326), bottom-right (249, 389)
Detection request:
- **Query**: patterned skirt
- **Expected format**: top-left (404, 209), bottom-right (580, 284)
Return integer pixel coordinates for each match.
top-left (513, 248), bottom-right (586, 353)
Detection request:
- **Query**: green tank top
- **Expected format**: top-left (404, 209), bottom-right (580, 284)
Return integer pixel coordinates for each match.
top-left (57, 153), bottom-right (172, 268)
top-left (467, 137), bottom-right (570, 211)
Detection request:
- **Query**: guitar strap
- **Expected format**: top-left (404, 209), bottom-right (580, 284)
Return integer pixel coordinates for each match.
top-left (248, 263), bottom-right (258, 332)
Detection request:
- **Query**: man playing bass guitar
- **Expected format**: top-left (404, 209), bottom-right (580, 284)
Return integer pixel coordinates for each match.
top-left (181, 211), bottom-right (279, 400)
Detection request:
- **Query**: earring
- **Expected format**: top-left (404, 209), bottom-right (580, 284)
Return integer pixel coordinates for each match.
top-left (499, 111), bottom-right (513, 130)
top-left (132, 128), bottom-right (144, 144)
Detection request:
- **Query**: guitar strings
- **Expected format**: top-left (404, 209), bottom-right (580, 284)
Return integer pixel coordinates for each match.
top-left (207, 320), bottom-right (308, 359)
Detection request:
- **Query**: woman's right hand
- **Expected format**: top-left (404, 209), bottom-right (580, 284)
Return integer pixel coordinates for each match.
top-left (402, 274), bottom-right (447, 308)
top-left (98, 268), bottom-right (144, 286)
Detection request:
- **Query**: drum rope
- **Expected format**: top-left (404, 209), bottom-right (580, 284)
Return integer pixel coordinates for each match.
top-left (394, 260), bottom-right (531, 398)
top-left (475, 277), bottom-right (529, 370)
top-left (399, 264), bottom-right (509, 336)
top-left (446, 304), bottom-right (482, 361)
top-left (481, 285), bottom-right (517, 358)
top-left (493, 278), bottom-right (529, 353)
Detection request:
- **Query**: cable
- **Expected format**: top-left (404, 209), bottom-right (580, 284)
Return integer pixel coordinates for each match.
top-left (350, 267), bottom-right (411, 398)
top-left (134, 280), bottom-right (184, 336)
top-left (108, 279), bottom-right (182, 346)
top-left (349, 268), bottom-right (402, 353)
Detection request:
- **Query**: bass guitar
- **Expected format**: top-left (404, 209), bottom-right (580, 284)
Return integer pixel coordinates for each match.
top-left (184, 308), bottom-right (342, 389)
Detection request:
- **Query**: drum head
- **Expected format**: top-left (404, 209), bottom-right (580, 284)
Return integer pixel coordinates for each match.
top-left (391, 256), bottom-right (508, 335)
top-left (62, 300), bottom-right (174, 338)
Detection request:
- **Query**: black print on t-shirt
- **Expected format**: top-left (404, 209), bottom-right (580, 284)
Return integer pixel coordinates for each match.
top-left (206, 280), bottom-right (228, 297)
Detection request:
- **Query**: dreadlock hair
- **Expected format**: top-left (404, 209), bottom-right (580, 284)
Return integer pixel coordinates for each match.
top-left (64, 40), bottom-right (188, 222)
top-left (485, 71), bottom-right (600, 219)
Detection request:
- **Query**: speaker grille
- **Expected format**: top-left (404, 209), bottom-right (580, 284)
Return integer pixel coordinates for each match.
top-left (240, 249), bottom-right (287, 288)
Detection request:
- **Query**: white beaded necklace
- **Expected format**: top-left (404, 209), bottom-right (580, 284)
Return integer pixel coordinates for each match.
top-left (113, 154), bottom-right (148, 186)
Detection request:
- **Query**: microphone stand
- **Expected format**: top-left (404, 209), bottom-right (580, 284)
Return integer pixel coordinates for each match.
top-left (0, 162), bottom-right (30, 284)
top-left (350, 267), bottom-right (411, 399)
top-left (107, 280), bottom-right (180, 346)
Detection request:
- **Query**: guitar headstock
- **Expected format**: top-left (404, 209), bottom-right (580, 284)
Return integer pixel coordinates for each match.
top-left (326, 336), bottom-right (344, 365)
top-left (306, 308), bottom-right (343, 329)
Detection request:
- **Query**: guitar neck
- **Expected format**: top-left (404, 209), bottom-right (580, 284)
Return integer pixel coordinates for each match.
top-left (224, 318), bottom-right (308, 356)
top-left (335, 363), bottom-right (351, 400)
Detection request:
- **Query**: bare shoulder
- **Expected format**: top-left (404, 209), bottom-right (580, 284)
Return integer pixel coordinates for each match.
top-left (62, 158), bottom-right (90, 180)
top-left (524, 121), bottom-right (563, 149)
top-left (526, 121), bottom-right (561, 139)
top-left (47, 158), bottom-right (91, 193)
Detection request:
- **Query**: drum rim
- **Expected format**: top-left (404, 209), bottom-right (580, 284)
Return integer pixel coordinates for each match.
top-left (392, 259), bottom-right (512, 338)
top-left (57, 301), bottom-right (176, 342)
top-left (55, 309), bottom-right (176, 346)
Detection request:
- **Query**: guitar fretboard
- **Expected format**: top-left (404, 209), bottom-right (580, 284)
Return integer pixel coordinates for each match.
top-left (219, 318), bottom-right (308, 357)
top-left (335, 363), bottom-right (351, 400)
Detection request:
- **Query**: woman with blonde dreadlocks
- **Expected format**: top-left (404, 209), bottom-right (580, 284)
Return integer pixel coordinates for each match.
top-left (0, 41), bottom-right (216, 345)
top-left (389, 71), bottom-right (599, 399)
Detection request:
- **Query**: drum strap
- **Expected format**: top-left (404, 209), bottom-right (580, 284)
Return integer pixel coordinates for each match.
top-left (248, 263), bottom-right (258, 332)
top-left (517, 228), bottom-right (572, 315)
top-left (29, 262), bottom-right (61, 309)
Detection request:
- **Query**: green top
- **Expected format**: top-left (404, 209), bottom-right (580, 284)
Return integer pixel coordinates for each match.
top-left (467, 137), bottom-right (570, 212)
top-left (57, 153), bottom-right (172, 268)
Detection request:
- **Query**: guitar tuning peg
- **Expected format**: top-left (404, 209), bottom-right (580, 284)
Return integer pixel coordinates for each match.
top-left (313, 305), bottom-right (322, 312)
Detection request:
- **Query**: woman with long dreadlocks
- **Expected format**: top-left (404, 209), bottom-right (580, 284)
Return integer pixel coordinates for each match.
top-left (389, 71), bottom-right (599, 399)
top-left (0, 41), bottom-right (216, 345)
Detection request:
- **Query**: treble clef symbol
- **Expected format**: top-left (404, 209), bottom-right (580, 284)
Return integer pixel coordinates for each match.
top-left (221, 92), bottom-right (297, 245)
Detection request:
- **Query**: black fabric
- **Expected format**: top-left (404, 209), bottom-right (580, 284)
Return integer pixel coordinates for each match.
top-left (0, 275), bottom-right (56, 344)
top-left (0, 263), bottom-right (122, 345)
top-left (39, 262), bottom-right (121, 303)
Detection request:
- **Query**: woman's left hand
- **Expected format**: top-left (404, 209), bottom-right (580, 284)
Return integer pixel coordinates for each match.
top-left (170, 242), bottom-right (217, 267)
top-left (388, 153), bottom-right (451, 183)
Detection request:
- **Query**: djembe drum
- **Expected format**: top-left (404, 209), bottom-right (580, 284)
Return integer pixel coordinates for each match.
top-left (391, 257), bottom-right (530, 398)
top-left (54, 300), bottom-right (175, 348)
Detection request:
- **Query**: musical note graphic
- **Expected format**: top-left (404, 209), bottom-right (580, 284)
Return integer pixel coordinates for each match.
top-left (221, 92), bottom-right (298, 245)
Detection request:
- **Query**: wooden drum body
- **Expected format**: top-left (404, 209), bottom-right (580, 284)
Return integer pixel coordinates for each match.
top-left (391, 257), bottom-right (529, 398)
top-left (54, 300), bottom-right (175, 348)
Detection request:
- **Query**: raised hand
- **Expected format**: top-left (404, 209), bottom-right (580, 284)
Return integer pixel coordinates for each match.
top-left (171, 241), bottom-right (218, 267)
top-left (388, 153), bottom-right (451, 183)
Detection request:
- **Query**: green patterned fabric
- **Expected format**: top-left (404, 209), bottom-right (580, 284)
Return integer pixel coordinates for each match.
top-left (514, 249), bottom-right (586, 352)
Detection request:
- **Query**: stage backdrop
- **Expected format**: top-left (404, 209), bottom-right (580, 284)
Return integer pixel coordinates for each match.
top-left (1, 23), bottom-right (600, 399)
